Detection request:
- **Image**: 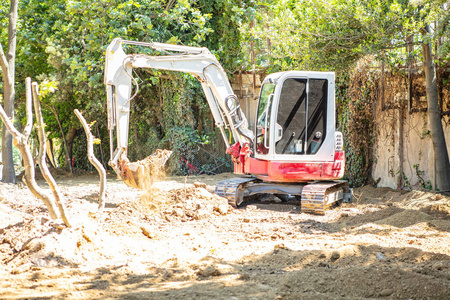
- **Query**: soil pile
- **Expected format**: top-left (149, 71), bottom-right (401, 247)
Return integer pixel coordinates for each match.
top-left (1, 176), bottom-right (449, 299)
top-left (116, 183), bottom-right (230, 222)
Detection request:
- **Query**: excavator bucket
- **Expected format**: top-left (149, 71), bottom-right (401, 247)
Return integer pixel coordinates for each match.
top-left (118, 149), bottom-right (172, 190)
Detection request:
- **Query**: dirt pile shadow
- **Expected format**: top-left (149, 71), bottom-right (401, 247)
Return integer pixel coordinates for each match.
top-left (30, 245), bottom-right (450, 300)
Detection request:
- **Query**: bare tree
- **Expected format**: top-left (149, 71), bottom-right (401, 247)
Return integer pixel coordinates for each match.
top-left (0, 0), bottom-right (18, 183)
top-left (0, 78), bottom-right (58, 219)
top-left (0, 78), bottom-right (71, 227)
top-left (74, 109), bottom-right (107, 214)
top-left (32, 83), bottom-right (71, 226)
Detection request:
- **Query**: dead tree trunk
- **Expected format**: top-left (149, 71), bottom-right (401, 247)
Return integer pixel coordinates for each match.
top-left (32, 83), bottom-right (71, 227)
top-left (74, 109), bottom-right (107, 213)
top-left (0, 78), bottom-right (59, 219)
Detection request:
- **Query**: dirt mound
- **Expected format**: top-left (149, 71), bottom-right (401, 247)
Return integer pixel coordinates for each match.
top-left (339, 206), bottom-right (403, 228)
top-left (167, 186), bottom-right (229, 218)
top-left (115, 184), bottom-right (230, 223)
top-left (353, 185), bottom-right (403, 204)
top-left (1, 178), bottom-right (450, 299)
top-left (0, 216), bottom-right (82, 272)
top-left (339, 186), bottom-right (450, 231)
top-left (374, 209), bottom-right (434, 228)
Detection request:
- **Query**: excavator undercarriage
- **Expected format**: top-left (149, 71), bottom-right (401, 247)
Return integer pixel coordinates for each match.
top-left (215, 178), bottom-right (352, 215)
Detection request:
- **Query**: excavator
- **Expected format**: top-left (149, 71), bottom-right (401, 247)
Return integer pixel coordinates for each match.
top-left (104, 38), bottom-right (352, 215)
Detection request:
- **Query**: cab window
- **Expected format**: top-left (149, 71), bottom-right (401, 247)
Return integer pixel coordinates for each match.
top-left (275, 78), bottom-right (327, 155)
top-left (256, 83), bottom-right (275, 154)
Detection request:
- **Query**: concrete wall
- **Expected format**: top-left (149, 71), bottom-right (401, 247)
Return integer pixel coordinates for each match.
top-left (372, 87), bottom-right (450, 190)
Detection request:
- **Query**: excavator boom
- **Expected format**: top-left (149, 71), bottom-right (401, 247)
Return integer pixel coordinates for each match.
top-left (105, 38), bottom-right (253, 189)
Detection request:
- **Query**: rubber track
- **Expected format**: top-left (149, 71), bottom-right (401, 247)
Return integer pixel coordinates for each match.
top-left (301, 181), bottom-right (348, 215)
top-left (214, 177), bottom-right (257, 207)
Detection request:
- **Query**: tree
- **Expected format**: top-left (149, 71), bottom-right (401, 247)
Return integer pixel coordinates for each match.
top-left (1, 0), bottom-right (264, 176)
top-left (0, 0), bottom-right (18, 183)
top-left (11, 0), bottom-right (248, 174)
top-left (422, 24), bottom-right (450, 191)
top-left (0, 77), bottom-right (70, 227)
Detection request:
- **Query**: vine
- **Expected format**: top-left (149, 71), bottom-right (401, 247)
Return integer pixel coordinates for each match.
top-left (338, 56), bottom-right (378, 187)
top-left (413, 164), bottom-right (433, 190)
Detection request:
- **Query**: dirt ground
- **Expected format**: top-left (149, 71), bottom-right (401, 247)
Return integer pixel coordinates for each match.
top-left (1, 172), bottom-right (449, 299)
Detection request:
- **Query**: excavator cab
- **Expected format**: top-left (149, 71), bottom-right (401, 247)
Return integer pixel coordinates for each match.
top-left (234, 71), bottom-right (345, 184)
top-left (255, 71), bottom-right (335, 161)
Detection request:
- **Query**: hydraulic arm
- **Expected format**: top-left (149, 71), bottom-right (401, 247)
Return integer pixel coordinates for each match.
top-left (104, 38), bottom-right (253, 188)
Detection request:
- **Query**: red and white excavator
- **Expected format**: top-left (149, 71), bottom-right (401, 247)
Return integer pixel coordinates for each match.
top-left (104, 38), bottom-right (351, 214)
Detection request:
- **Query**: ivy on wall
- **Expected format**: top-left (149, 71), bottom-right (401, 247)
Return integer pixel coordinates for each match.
top-left (338, 57), bottom-right (378, 187)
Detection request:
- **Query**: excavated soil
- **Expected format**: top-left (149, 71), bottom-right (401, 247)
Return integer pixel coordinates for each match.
top-left (0, 173), bottom-right (449, 299)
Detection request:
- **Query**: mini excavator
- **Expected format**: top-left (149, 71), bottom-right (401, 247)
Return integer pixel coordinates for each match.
top-left (104, 38), bottom-right (352, 214)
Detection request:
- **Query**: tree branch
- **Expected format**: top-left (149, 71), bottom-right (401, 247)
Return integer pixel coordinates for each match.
top-left (0, 42), bottom-right (10, 78)
top-left (74, 109), bottom-right (107, 214)
top-left (0, 96), bottom-right (21, 138)
top-left (32, 83), bottom-right (71, 227)
top-left (23, 77), bottom-right (33, 138)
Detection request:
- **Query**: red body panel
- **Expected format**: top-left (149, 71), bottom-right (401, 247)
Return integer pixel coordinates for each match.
top-left (244, 157), bottom-right (269, 175)
top-left (228, 143), bottom-right (345, 182)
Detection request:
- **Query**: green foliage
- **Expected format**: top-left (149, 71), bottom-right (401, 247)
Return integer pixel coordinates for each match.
top-left (198, 156), bottom-right (231, 175)
top-left (245, 0), bottom-right (448, 73)
top-left (340, 57), bottom-right (378, 187)
top-left (124, 70), bottom-right (219, 173)
top-left (163, 126), bottom-right (205, 175)
top-left (197, 0), bottom-right (256, 71)
top-left (397, 171), bottom-right (412, 191)
top-left (397, 164), bottom-right (433, 191)
top-left (0, 1), bottom-right (8, 45)
top-left (1, 0), bottom-right (247, 173)
top-left (3, 0), bottom-right (449, 178)
top-left (37, 77), bottom-right (59, 99)
top-left (242, 0), bottom-right (449, 186)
